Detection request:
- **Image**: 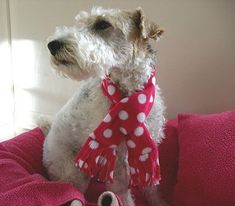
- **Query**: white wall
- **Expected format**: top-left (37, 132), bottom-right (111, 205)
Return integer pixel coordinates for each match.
top-left (0, 0), bottom-right (15, 139)
top-left (1, 0), bottom-right (235, 133)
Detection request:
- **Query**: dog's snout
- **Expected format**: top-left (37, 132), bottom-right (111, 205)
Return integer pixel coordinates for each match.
top-left (47, 40), bottom-right (64, 55)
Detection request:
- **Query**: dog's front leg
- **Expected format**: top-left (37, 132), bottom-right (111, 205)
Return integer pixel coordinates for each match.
top-left (103, 142), bottom-right (135, 206)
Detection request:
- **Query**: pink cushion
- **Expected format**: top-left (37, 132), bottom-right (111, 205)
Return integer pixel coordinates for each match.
top-left (0, 128), bottom-right (86, 206)
top-left (172, 110), bottom-right (235, 206)
top-left (0, 125), bottom-right (177, 206)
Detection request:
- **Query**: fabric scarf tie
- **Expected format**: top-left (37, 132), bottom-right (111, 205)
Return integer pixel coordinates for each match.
top-left (75, 66), bottom-right (161, 188)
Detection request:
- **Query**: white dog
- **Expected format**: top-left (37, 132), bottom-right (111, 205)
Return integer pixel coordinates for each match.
top-left (43, 6), bottom-right (166, 206)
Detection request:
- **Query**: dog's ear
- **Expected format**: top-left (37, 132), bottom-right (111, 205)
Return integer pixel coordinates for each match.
top-left (133, 7), bottom-right (164, 41)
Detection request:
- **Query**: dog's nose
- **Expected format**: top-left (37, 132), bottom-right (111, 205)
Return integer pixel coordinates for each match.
top-left (47, 40), bottom-right (64, 56)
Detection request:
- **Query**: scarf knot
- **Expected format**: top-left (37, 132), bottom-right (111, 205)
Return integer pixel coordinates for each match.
top-left (75, 66), bottom-right (161, 188)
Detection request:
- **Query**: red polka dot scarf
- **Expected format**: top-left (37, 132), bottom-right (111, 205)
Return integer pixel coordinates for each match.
top-left (75, 66), bottom-right (161, 188)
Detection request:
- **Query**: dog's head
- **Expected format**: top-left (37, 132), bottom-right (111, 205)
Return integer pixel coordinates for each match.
top-left (47, 7), bottom-right (164, 81)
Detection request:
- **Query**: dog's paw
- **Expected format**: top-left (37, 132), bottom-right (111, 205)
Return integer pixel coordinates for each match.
top-left (70, 199), bottom-right (83, 206)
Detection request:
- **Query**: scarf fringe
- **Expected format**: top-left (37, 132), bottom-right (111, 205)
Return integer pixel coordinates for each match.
top-left (128, 152), bottom-right (161, 187)
top-left (75, 138), bottom-right (116, 183)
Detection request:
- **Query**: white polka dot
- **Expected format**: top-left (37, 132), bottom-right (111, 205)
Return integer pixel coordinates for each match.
top-left (89, 132), bottom-right (96, 139)
top-left (110, 171), bottom-right (114, 178)
top-left (84, 163), bottom-right (88, 169)
top-left (130, 167), bottom-right (136, 175)
top-left (138, 94), bottom-right (147, 104)
top-left (95, 156), bottom-right (99, 164)
top-left (78, 159), bottom-right (84, 168)
top-left (109, 145), bottom-right (117, 156)
top-left (103, 129), bottom-right (112, 138)
top-left (152, 76), bottom-right (156, 85)
top-left (124, 157), bottom-right (128, 164)
top-left (100, 157), bottom-right (107, 166)
top-left (150, 95), bottom-right (154, 103)
top-left (121, 97), bottom-right (129, 103)
top-left (127, 140), bottom-right (136, 148)
top-left (112, 149), bottom-right (117, 156)
top-left (89, 140), bottom-right (99, 149)
top-left (104, 113), bottom-right (112, 123)
top-left (109, 144), bottom-right (117, 149)
top-left (119, 127), bottom-right (127, 135)
top-left (134, 126), bottom-right (144, 136)
top-left (156, 158), bottom-right (160, 165)
top-left (118, 110), bottom-right (129, 120)
top-left (154, 180), bottom-right (160, 186)
top-left (142, 147), bottom-right (152, 154)
top-left (95, 156), bottom-right (107, 166)
top-left (137, 112), bottom-right (146, 123)
top-left (145, 173), bottom-right (150, 182)
top-left (108, 85), bottom-right (115, 95)
top-left (139, 153), bottom-right (149, 162)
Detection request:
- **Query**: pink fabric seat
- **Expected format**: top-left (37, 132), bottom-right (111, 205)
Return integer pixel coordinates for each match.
top-left (0, 128), bottom-right (157, 205)
top-left (1, 109), bottom-right (234, 205)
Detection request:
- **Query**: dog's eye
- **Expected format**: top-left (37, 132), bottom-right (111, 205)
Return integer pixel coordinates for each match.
top-left (94, 20), bottom-right (112, 30)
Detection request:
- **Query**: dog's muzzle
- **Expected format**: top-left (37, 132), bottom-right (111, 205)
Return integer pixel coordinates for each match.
top-left (47, 40), bottom-right (64, 56)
